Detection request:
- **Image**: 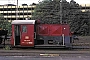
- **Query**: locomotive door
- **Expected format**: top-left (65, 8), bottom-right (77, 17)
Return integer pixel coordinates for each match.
top-left (21, 25), bottom-right (34, 46)
top-left (14, 25), bottom-right (21, 45)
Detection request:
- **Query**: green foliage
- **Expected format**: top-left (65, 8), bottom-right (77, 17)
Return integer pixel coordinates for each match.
top-left (69, 0), bottom-right (90, 36)
top-left (32, 0), bottom-right (64, 24)
top-left (69, 11), bottom-right (90, 36)
top-left (0, 14), bottom-right (11, 34)
top-left (32, 0), bottom-right (72, 24)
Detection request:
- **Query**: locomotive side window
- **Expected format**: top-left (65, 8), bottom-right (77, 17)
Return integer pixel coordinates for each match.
top-left (22, 26), bottom-right (27, 32)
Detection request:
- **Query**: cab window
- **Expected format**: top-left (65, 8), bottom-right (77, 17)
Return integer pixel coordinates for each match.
top-left (22, 26), bottom-right (27, 32)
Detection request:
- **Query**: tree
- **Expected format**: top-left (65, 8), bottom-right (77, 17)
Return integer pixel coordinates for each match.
top-left (0, 14), bottom-right (11, 34)
top-left (68, 0), bottom-right (90, 36)
top-left (32, 0), bottom-right (70, 24)
top-left (0, 14), bottom-right (6, 29)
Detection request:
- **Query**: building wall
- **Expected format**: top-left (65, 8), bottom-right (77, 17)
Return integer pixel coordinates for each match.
top-left (80, 4), bottom-right (90, 12)
top-left (0, 4), bottom-right (36, 22)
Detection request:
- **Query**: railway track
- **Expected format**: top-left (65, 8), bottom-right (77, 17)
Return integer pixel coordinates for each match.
top-left (1, 48), bottom-right (90, 56)
top-left (0, 49), bottom-right (90, 56)
top-left (72, 36), bottom-right (90, 49)
top-left (0, 36), bottom-right (90, 49)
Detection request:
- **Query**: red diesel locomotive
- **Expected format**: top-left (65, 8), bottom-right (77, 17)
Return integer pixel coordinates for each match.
top-left (11, 20), bottom-right (73, 48)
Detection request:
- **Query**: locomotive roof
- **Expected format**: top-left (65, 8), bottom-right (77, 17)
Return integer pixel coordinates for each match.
top-left (11, 20), bottom-right (35, 24)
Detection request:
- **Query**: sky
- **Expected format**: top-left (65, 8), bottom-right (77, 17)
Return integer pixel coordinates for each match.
top-left (0, 0), bottom-right (90, 5)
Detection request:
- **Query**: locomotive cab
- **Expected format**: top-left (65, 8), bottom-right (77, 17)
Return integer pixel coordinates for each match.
top-left (11, 20), bottom-right (35, 47)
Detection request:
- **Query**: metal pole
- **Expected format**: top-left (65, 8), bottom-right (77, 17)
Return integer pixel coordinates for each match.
top-left (60, 0), bottom-right (62, 24)
top-left (16, 0), bottom-right (18, 20)
top-left (62, 34), bottom-right (65, 46)
top-left (85, 4), bottom-right (86, 12)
